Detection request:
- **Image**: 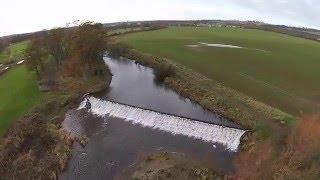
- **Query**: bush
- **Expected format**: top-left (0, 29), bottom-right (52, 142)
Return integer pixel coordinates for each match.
top-left (153, 64), bottom-right (176, 83)
top-left (0, 39), bottom-right (8, 52)
top-left (0, 96), bottom-right (74, 179)
top-left (107, 43), bottom-right (129, 58)
top-left (3, 58), bottom-right (15, 65)
top-left (234, 117), bottom-right (320, 179)
top-left (253, 121), bottom-right (272, 139)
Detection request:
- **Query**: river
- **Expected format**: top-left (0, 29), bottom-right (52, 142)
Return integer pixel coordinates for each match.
top-left (60, 56), bottom-right (245, 179)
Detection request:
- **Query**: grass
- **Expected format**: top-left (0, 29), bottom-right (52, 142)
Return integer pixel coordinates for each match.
top-left (0, 40), bottom-right (29, 63)
top-left (120, 27), bottom-right (320, 116)
top-left (0, 65), bottom-right (42, 136)
top-left (0, 51), bottom-right (7, 63)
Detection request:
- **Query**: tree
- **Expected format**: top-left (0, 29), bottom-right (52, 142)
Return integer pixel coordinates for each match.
top-left (26, 34), bottom-right (48, 76)
top-left (107, 43), bottom-right (129, 58)
top-left (68, 22), bottom-right (107, 76)
top-left (26, 22), bottom-right (108, 79)
top-left (48, 28), bottom-right (66, 67)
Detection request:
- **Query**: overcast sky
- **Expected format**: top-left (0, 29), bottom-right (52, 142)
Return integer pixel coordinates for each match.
top-left (1, 0), bottom-right (319, 36)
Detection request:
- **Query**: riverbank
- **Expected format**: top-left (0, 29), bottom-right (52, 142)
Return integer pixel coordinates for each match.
top-left (123, 152), bottom-right (223, 179)
top-left (119, 49), bottom-right (291, 127)
top-left (0, 70), bottom-right (112, 178)
top-left (107, 45), bottom-right (296, 152)
top-left (60, 55), bottom-right (244, 179)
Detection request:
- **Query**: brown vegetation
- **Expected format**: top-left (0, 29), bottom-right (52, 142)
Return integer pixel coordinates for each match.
top-left (0, 94), bottom-right (77, 179)
top-left (0, 40), bottom-right (6, 52)
top-left (67, 23), bottom-right (107, 76)
top-left (233, 117), bottom-right (320, 179)
top-left (107, 42), bottom-right (130, 58)
top-left (0, 22), bottom-right (112, 179)
top-left (26, 22), bottom-right (111, 94)
top-left (26, 33), bottom-right (48, 76)
top-left (130, 152), bottom-right (221, 180)
top-left (153, 63), bottom-right (176, 83)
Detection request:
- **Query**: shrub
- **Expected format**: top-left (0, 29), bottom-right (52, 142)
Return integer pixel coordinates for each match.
top-left (0, 39), bottom-right (7, 52)
top-left (253, 121), bottom-right (273, 139)
top-left (3, 58), bottom-right (15, 65)
top-left (107, 43), bottom-right (129, 58)
top-left (153, 63), bottom-right (176, 83)
top-left (234, 117), bottom-right (320, 179)
top-left (0, 96), bottom-right (74, 179)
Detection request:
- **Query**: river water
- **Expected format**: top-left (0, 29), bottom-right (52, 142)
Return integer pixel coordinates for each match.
top-left (60, 56), bottom-right (245, 180)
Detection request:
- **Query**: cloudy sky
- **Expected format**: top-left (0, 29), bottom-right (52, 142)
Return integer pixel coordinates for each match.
top-left (1, 0), bottom-right (319, 36)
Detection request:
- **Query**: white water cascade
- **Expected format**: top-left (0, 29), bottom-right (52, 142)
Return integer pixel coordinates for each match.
top-left (78, 97), bottom-right (246, 152)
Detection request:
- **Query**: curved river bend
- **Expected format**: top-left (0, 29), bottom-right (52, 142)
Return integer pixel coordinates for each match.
top-left (60, 56), bottom-right (246, 179)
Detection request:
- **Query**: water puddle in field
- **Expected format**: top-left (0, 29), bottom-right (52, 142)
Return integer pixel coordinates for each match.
top-left (186, 42), bottom-right (243, 49)
top-left (199, 42), bottom-right (243, 48)
top-left (185, 44), bottom-right (201, 48)
top-left (60, 56), bottom-right (245, 179)
top-left (186, 42), bottom-right (269, 52)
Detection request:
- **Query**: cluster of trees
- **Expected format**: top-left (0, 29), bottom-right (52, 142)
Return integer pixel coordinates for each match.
top-left (26, 22), bottom-right (108, 81)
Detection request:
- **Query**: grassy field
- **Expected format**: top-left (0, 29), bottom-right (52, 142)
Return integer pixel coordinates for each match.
top-left (0, 40), bottom-right (40, 136)
top-left (120, 27), bottom-right (320, 116)
top-left (0, 66), bottom-right (42, 136)
top-left (0, 41), bottom-right (29, 63)
top-left (0, 49), bottom-right (7, 63)
top-left (0, 54), bottom-right (6, 63)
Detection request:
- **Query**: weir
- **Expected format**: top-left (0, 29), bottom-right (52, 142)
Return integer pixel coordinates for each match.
top-left (78, 97), bottom-right (246, 151)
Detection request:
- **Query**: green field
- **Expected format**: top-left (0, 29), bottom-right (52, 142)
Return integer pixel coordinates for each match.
top-left (0, 41), bottom-right (29, 63)
top-left (0, 50), bottom-right (7, 63)
top-left (0, 66), bottom-right (42, 136)
top-left (120, 27), bottom-right (320, 116)
top-left (0, 40), bottom-right (40, 136)
top-left (0, 54), bottom-right (6, 63)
